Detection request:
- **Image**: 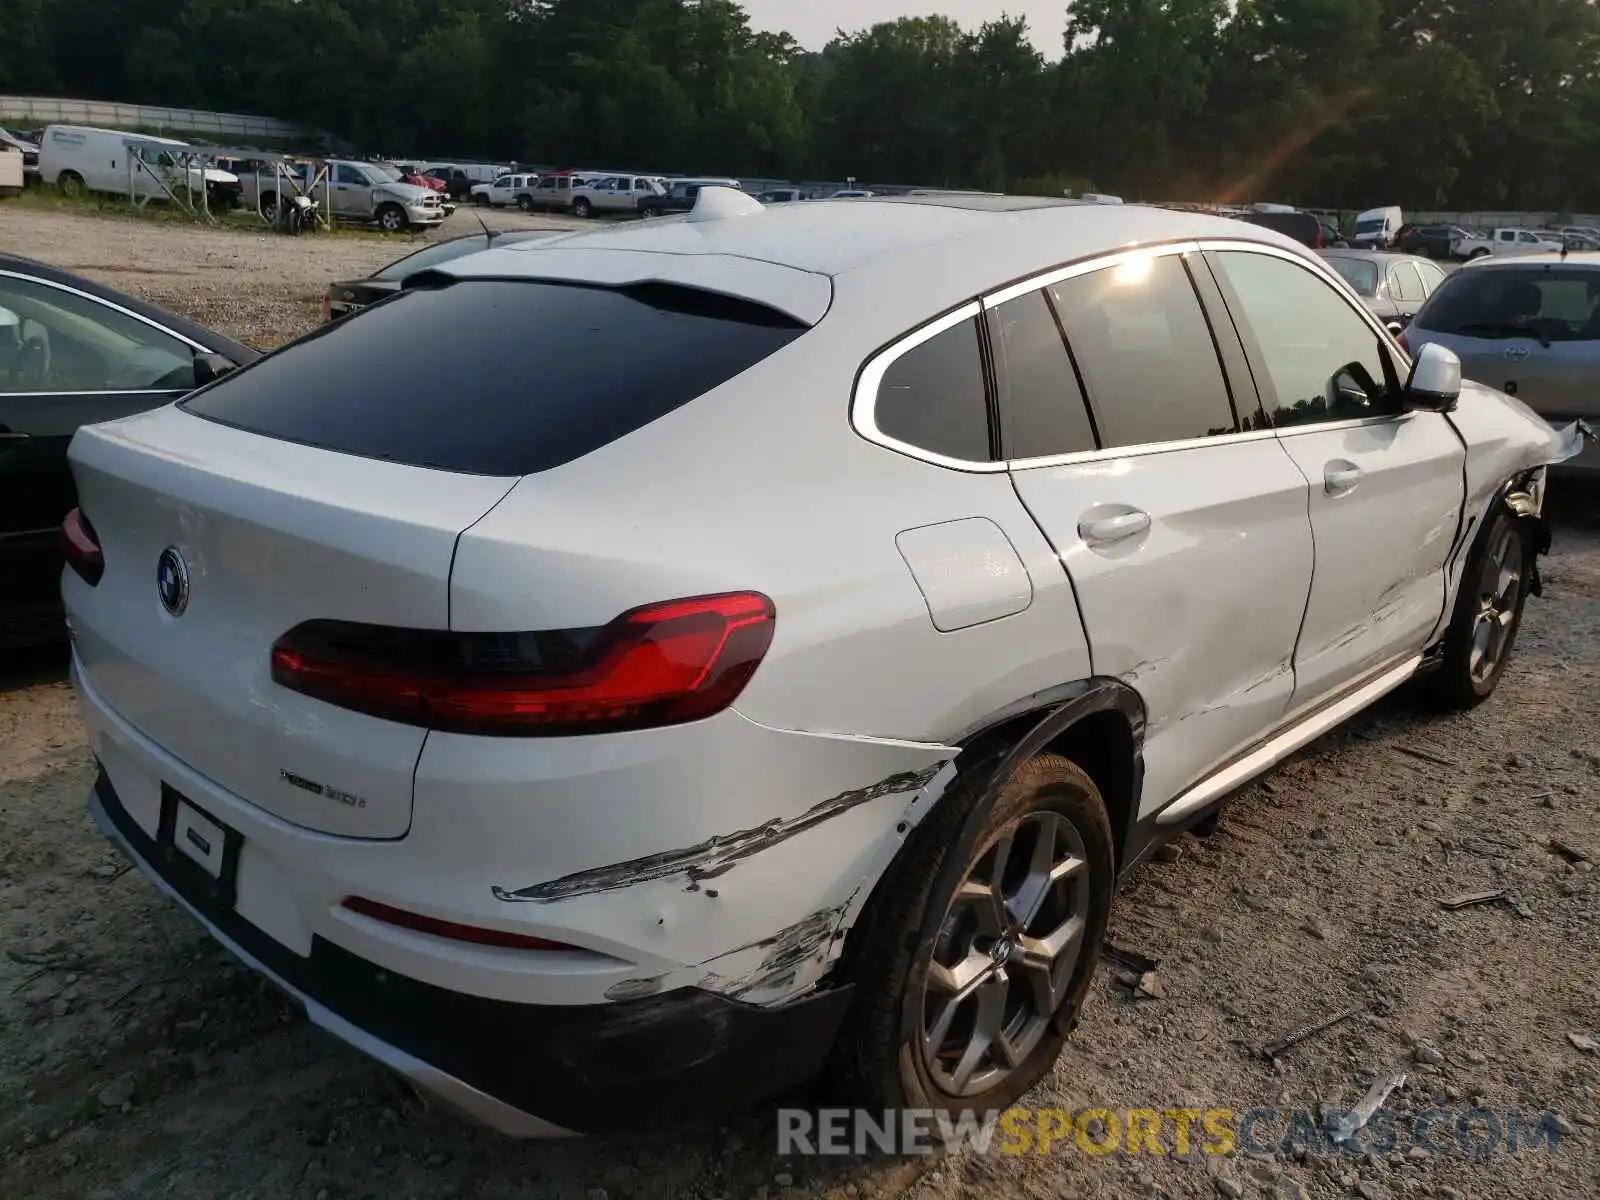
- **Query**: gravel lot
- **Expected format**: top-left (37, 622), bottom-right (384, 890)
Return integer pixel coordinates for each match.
top-left (0, 207), bottom-right (1596, 1200)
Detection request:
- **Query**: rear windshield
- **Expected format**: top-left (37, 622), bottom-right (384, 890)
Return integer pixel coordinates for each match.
top-left (1413, 267), bottom-right (1600, 342)
top-left (181, 279), bottom-right (806, 475)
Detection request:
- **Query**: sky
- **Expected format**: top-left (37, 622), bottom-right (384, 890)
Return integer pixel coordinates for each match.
top-left (740, 1), bottom-right (1069, 58)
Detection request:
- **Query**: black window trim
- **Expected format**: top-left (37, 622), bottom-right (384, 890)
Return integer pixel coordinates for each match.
top-left (1198, 240), bottom-right (1416, 440)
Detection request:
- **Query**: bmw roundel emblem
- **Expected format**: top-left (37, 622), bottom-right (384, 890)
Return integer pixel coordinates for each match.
top-left (156, 547), bottom-right (190, 616)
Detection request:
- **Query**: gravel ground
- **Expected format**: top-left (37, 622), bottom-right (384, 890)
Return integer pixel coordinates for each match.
top-left (0, 203), bottom-right (592, 348)
top-left (0, 207), bottom-right (1596, 1200)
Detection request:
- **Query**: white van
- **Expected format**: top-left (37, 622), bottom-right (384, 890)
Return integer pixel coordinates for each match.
top-left (1352, 205), bottom-right (1404, 248)
top-left (38, 125), bottom-right (240, 204)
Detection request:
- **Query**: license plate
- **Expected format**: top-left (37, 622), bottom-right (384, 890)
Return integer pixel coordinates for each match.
top-left (157, 785), bottom-right (242, 908)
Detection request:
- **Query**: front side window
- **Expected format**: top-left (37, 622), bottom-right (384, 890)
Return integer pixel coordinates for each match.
top-left (1048, 255), bottom-right (1238, 447)
top-left (0, 274), bottom-right (196, 394)
top-left (1211, 251), bottom-right (1396, 428)
top-left (987, 290), bottom-right (1096, 459)
top-left (873, 315), bottom-right (991, 462)
top-left (1416, 261), bottom-right (1447, 293)
top-left (335, 164), bottom-right (367, 186)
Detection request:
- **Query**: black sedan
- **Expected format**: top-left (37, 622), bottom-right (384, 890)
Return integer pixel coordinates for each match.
top-left (1397, 224), bottom-right (1471, 260)
top-left (0, 253), bottom-right (257, 647)
top-left (323, 229), bottom-right (560, 320)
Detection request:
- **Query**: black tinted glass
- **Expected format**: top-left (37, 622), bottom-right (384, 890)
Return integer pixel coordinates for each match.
top-left (1049, 256), bottom-right (1237, 447)
top-left (372, 234), bottom-right (491, 281)
top-left (1414, 267), bottom-right (1600, 342)
top-left (183, 280), bottom-right (805, 475)
top-left (989, 291), bottom-right (1096, 459)
top-left (875, 316), bottom-right (991, 461)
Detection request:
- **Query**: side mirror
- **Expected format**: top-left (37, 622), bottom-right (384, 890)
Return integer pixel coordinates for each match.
top-left (192, 352), bottom-right (236, 387)
top-left (1403, 342), bottom-right (1461, 413)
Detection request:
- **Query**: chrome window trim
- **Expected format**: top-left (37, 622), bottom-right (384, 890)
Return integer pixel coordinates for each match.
top-left (0, 268), bottom-right (207, 352)
top-left (851, 236), bottom-right (1409, 474)
top-left (850, 299), bottom-right (1008, 474)
top-left (983, 241), bottom-right (1199, 309)
top-left (0, 388), bottom-right (186, 399)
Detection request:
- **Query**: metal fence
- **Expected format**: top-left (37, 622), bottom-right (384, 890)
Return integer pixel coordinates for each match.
top-left (0, 94), bottom-right (326, 146)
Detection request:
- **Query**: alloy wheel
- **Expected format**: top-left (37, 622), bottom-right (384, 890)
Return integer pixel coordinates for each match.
top-left (1469, 523), bottom-right (1523, 684)
top-left (918, 811), bottom-right (1091, 1097)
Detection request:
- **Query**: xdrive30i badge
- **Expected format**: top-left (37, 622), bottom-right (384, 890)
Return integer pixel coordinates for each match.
top-left (156, 547), bottom-right (190, 616)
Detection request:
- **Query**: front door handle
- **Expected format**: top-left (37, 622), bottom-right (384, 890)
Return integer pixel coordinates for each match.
top-left (1324, 462), bottom-right (1363, 495)
top-left (1078, 510), bottom-right (1151, 545)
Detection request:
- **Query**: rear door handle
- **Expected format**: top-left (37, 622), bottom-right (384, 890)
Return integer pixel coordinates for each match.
top-left (1324, 462), bottom-right (1363, 495)
top-left (1078, 510), bottom-right (1151, 545)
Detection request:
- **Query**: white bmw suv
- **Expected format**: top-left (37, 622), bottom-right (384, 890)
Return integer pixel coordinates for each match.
top-left (63, 191), bottom-right (1576, 1136)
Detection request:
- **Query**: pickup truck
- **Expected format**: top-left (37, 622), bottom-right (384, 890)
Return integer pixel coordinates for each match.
top-left (1453, 227), bottom-right (1564, 260)
top-left (237, 159), bottom-right (446, 232)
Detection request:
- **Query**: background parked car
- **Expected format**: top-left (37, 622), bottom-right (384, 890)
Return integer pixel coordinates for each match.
top-left (570, 174), bottom-right (666, 218)
top-left (1402, 254), bottom-right (1600, 472)
top-left (0, 126), bottom-right (40, 183)
top-left (39, 125), bottom-right (241, 209)
top-left (323, 229), bottom-right (561, 319)
top-left (1397, 224), bottom-right (1472, 259)
top-left (1318, 249), bottom-right (1449, 330)
top-left (241, 159), bottom-right (445, 231)
top-left (1235, 209), bottom-right (1333, 249)
top-left (758, 187), bottom-right (806, 203)
top-left (1453, 227), bottom-right (1565, 260)
top-left (470, 173), bottom-right (540, 209)
top-left (638, 176), bottom-right (742, 216)
top-left (0, 252), bottom-right (256, 647)
top-left (1351, 205), bottom-right (1405, 248)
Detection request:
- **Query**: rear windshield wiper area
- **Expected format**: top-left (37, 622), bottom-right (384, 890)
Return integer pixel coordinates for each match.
top-left (1452, 323), bottom-right (1552, 348)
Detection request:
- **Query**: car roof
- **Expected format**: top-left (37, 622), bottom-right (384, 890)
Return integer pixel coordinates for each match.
top-left (1318, 250), bottom-right (1432, 265)
top-left (0, 252), bottom-right (259, 363)
top-left (1461, 251), bottom-right (1600, 270)
top-left (472, 194), bottom-right (1303, 280)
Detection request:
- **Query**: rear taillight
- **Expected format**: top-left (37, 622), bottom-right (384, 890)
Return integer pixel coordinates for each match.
top-left (341, 896), bottom-right (580, 951)
top-left (270, 591), bottom-right (775, 736)
top-left (62, 507), bottom-right (104, 586)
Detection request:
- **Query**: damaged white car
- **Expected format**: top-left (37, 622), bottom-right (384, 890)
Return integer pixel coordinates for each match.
top-left (63, 192), bottom-right (1582, 1135)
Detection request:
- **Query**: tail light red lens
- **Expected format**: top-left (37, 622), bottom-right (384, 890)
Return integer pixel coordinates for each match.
top-left (341, 896), bottom-right (579, 951)
top-left (61, 507), bottom-right (104, 586)
top-left (270, 591), bottom-right (776, 737)
top-left (1397, 331), bottom-right (1410, 353)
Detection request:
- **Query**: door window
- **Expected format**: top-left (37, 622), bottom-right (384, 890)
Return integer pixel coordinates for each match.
top-left (1415, 262), bottom-right (1447, 294)
top-left (1211, 251), bottom-right (1397, 428)
top-left (335, 164), bottom-right (367, 186)
top-left (0, 274), bottom-right (196, 394)
top-left (873, 315), bottom-right (991, 462)
top-left (1517, 231), bottom-right (1540, 244)
top-left (1389, 263), bottom-right (1424, 302)
top-left (1047, 255), bottom-right (1238, 447)
top-left (987, 289), bottom-right (1097, 459)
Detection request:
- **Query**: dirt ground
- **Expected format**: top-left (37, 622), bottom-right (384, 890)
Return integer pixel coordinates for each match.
top-left (0, 207), bottom-right (1596, 1200)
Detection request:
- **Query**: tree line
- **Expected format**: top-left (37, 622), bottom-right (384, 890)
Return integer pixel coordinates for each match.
top-left (3, 0), bottom-right (1599, 211)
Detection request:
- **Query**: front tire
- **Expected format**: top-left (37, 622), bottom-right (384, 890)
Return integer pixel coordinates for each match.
top-left (377, 203), bottom-right (407, 233)
top-left (517, 194), bottom-right (533, 211)
top-left (1468, 248), bottom-right (1490, 260)
top-left (572, 197), bottom-right (592, 218)
top-left (1426, 503), bottom-right (1533, 710)
top-left (474, 193), bottom-right (489, 207)
top-left (830, 753), bottom-right (1113, 1114)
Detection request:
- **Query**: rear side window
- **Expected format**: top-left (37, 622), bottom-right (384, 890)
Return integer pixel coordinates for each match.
top-left (1389, 263), bottom-right (1424, 302)
top-left (874, 315), bottom-right (991, 462)
top-left (1048, 256), bottom-right (1238, 447)
top-left (987, 290), bottom-right (1097, 459)
top-left (182, 280), bottom-right (805, 475)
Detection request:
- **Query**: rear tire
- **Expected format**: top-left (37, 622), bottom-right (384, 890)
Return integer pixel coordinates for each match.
top-left (828, 753), bottom-right (1113, 1114)
top-left (1425, 503), bottom-right (1533, 710)
top-left (58, 171), bottom-right (84, 198)
top-left (1468, 248), bottom-right (1490, 260)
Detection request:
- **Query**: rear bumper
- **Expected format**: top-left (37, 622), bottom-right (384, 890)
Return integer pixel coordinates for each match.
top-left (90, 767), bottom-right (854, 1135)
